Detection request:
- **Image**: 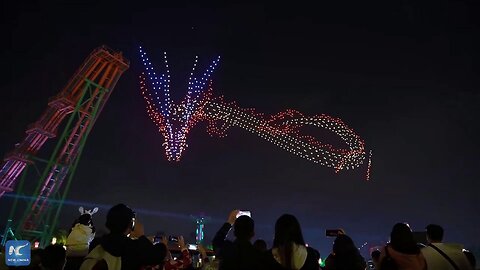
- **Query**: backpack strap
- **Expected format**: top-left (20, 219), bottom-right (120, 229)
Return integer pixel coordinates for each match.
top-left (428, 244), bottom-right (460, 270)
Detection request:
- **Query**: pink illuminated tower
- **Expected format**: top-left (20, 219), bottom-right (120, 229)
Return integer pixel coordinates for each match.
top-left (0, 46), bottom-right (129, 246)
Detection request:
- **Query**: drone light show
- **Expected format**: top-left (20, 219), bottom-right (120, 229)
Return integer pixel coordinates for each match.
top-left (139, 46), bottom-right (371, 178)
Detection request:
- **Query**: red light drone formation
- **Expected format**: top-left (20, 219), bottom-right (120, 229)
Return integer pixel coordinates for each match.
top-left (139, 47), bottom-right (372, 179)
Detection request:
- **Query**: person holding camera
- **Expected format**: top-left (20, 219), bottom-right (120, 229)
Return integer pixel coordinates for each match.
top-left (80, 203), bottom-right (167, 270)
top-left (324, 234), bottom-right (366, 270)
top-left (212, 209), bottom-right (263, 270)
top-left (162, 235), bottom-right (192, 270)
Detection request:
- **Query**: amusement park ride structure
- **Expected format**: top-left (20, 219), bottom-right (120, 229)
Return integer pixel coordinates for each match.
top-left (1, 45), bottom-right (371, 247)
top-left (0, 46), bottom-right (129, 246)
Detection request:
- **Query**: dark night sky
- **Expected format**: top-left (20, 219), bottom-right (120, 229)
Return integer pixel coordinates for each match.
top-left (1, 0), bottom-right (479, 257)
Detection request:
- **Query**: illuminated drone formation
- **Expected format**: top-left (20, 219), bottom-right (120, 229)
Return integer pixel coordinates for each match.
top-left (139, 47), bottom-right (371, 178)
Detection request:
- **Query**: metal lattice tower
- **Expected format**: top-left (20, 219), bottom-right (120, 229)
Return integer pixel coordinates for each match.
top-left (0, 46), bottom-right (129, 246)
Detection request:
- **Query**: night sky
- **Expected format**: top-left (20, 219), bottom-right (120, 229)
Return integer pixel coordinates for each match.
top-left (1, 1), bottom-right (479, 258)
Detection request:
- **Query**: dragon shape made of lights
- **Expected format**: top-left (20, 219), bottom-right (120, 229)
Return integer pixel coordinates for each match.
top-left (138, 47), bottom-right (372, 179)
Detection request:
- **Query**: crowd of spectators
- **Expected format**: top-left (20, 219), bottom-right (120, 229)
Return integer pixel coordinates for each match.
top-left (0, 204), bottom-right (476, 270)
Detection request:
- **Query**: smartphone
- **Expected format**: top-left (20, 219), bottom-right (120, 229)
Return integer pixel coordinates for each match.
top-left (325, 229), bottom-right (344, 237)
top-left (169, 235), bottom-right (179, 242)
top-left (236, 211), bottom-right (251, 218)
top-left (187, 244), bottom-right (197, 250)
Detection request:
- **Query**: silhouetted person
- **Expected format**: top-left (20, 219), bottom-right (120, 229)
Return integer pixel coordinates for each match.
top-left (421, 224), bottom-right (473, 270)
top-left (212, 210), bottom-right (263, 270)
top-left (253, 239), bottom-right (268, 253)
top-left (41, 244), bottom-right (66, 270)
top-left (80, 203), bottom-right (167, 270)
top-left (378, 223), bottom-right (426, 270)
top-left (324, 234), bottom-right (366, 270)
top-left (264, 214), bottom-right (319, 270)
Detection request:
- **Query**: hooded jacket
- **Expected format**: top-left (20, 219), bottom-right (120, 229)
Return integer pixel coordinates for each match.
top-left (66, 223), bottom-right (96, 257)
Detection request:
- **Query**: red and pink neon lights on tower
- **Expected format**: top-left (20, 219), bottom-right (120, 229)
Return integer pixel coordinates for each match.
top-left (138, 47), bottom-right (372, 179)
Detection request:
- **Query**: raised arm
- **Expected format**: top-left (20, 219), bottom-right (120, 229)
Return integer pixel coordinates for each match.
top-left (212, 210), bottom-right (239, 252)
